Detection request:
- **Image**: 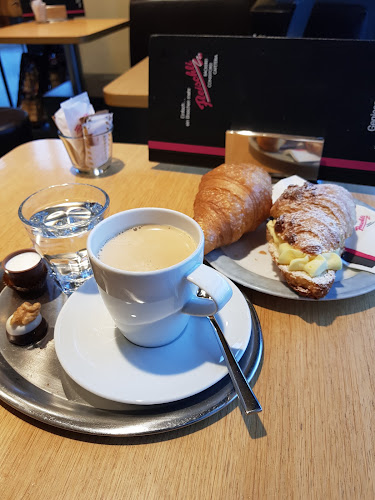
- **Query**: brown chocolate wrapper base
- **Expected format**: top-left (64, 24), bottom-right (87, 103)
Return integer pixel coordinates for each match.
top-left (3, 274), bottom-right (47, 299)
top-left (6, 317), bottom-right (48, 346)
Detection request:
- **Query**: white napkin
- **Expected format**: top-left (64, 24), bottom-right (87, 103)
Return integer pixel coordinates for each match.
top-left (59, 92), bottom-right (95, 137)
top-left (271, 175), bottom-right (306, 203)
top-left (342, 206), bottom-right (375, 274)
top-left (285, 149), bottom-right (321, 164)
top-left (53, 93), bottom-right (93, 166)
top-left (272, 176), bottom-right (375, 274)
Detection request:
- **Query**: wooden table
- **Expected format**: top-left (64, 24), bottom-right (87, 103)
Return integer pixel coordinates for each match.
top-left (0, 18), bottom-right (130, 96)
top-left (103, 57), bottom-right (149, 108)
top-left (0, 139), bottom-right (375, 499)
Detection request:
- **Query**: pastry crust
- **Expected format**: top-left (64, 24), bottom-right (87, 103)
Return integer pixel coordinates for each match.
top-left (268, 182), bottom-right (356, 299)
top-left (305, 141), bottom-right (323, 157)
top-left (267, 238), bottom-right (336, 299)
top-left (194, 162), bottom-right (272, 254)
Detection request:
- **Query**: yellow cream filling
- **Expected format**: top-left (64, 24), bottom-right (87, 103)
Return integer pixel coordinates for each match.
top-left (267, 220), bottom-right (342, 278)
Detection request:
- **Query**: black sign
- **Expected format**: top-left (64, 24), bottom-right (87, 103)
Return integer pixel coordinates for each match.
top-left (149, 35), bottom-right (375, 184)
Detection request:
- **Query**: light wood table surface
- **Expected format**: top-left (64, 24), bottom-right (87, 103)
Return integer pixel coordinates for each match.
top-left (0, 139), bottom-right (375, 499)
top-left (0, 18), bottom-right (129, 45)
top-left (103, 57), bottom-right (149, 108)
top-left (0, 18), bottom-right (130, 95)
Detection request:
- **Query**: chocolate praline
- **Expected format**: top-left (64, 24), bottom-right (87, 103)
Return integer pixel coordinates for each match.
top-left (2, 249), bottom-right (48, 298)
top-left (5, 302), bottom-right (48, 346)
top-left (6, 317), bottom-right (48, 346)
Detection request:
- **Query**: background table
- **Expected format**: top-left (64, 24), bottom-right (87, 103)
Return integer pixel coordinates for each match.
top-left (0, 139), bottom-right (374, 499)
top-left (0, 18), bottom-right (130, 95)
top-left (103, 57), bottom-right (149, 108)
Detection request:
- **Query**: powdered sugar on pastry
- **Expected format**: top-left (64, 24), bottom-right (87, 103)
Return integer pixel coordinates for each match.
top-left (268, 182), bottom-right (356, 299)
top-left (271, 183), bottom-right (356, 255)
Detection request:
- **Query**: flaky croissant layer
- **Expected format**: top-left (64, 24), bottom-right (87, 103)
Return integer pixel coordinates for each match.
top-left (270, 182), bottom-right (356, 255)
top-left (194, 163), bottom-right (272, 254)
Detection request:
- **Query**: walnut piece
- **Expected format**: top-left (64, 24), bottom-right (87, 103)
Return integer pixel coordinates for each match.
top-left (10, 302), bottom-right (41, 326)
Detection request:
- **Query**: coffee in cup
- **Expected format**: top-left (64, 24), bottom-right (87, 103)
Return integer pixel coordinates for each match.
top-left (98, 224), bottom-right (196, 272)
top-left (87, 208), bottom-right (232, 347)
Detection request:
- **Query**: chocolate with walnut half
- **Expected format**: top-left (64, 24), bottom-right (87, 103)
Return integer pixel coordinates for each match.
top-left (6, 302), bottom-right (48, 346)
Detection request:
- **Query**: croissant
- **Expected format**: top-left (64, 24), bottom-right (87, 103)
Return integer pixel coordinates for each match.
top-left (256, 136), bottom-right (286, 153)
top-left (267, 182), bottom-right (356, 299)
top-left (194, 162), bottom-right (272, 254)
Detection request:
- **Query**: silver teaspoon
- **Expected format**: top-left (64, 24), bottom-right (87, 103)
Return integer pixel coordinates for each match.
top-left (198, 289), bottom-right (262, 414)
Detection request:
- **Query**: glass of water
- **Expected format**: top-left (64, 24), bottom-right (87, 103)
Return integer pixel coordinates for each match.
top-left (18, 183), bottom-right (110, 295)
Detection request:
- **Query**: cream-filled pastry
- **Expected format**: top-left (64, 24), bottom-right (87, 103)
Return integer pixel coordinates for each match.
top-left (266, 182), bottom-right (356, 299)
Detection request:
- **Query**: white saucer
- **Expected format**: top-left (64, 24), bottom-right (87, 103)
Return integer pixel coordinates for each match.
top-left (54, 277), bottom-right (252, 405)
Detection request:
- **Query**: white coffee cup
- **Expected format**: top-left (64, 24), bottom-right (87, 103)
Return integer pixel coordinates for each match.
top-left (87, 208), bottom-right (232, 347)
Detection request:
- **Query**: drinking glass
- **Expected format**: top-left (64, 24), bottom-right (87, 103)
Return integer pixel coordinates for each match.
top-left (58, 126), bottom-right (113, 176)
top-left (18, 183), bottom-right (110, 295)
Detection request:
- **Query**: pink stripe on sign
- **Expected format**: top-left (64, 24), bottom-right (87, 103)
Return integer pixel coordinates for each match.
top-left (148, 141), bottom-right (225, 157)
top-left (344, 248), bottom-right (375, 262)
top-left (321, 157), bottom-right (375, 172)
top-left (22, 10), bottom-right (85, 17)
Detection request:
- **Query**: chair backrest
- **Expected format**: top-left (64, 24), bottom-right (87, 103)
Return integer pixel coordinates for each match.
top-left (0, 107), bottom-right (33, 157)
top-left (0, 0), bottom-right (22, 18)
top-left (129, 0), bottom-right (255, 66)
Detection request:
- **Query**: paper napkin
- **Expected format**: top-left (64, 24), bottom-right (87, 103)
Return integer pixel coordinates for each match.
top-left (285, 149), bottom-right (321, 164)
top-left (342, 205), bottom-right (375, 274)
top-left (271, 175), bottom-right (306, 203)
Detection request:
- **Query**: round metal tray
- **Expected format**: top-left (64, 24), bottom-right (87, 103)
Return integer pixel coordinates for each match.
top-left (0, 279), bottom-right (263, 437)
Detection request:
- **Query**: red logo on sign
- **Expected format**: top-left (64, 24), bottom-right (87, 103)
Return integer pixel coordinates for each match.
top-left (185, 53), bottom-right (212, 110)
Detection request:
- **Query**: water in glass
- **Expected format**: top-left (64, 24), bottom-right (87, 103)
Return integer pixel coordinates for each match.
top-left (29, 201), bottom-right (105, 294)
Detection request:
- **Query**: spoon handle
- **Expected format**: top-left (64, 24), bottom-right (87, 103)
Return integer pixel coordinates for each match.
top-left (209, 315), bottom-right (262, 414)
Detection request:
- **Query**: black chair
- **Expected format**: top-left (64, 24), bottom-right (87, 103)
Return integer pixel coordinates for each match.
top-left (249, 0), bottom-right (298, 36)
top-left (111, 0), bottom-right (258, 143)
top-left (129, 0), bottom-right (256, 66)
top-left (250, 0), bottom-right (370, 39)
top-left (304, 2), bottom-right (368, 39)
top-left (0, 107), bottom-right (33, 157)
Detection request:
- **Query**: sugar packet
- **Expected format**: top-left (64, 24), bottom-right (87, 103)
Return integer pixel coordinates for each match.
top-left (81, 111), bottom-right (113, 170)
top-left (54, 92), bottom-right (95, 137)
top-left (81, 110), bottom-right (113, 138)
top-left (53, 93), bottom-right (113, 172)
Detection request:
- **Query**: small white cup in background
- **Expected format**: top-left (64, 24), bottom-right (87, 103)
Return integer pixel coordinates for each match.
top-left (87, 208), bottom-right (232, 347)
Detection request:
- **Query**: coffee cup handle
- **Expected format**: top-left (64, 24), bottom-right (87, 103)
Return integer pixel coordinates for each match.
top-left (182, 264), bottom-right (233, 316)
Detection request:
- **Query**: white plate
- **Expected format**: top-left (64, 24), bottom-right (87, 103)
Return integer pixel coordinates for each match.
top-left (206, 219), bottom-right (375, 301)
top-left (54, 277), bottom-right (251, 405)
